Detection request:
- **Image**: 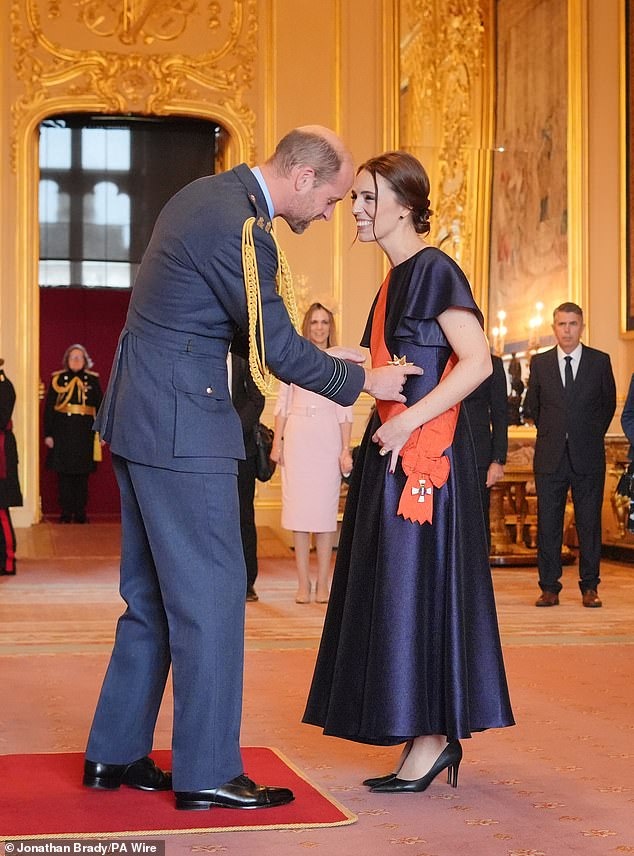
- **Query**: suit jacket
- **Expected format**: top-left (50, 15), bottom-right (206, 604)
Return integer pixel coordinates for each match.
top-left (525, 344), bottom-right (616, 474)
top-left (231, 353), bottom-right (265, 457)
top-left (621, 372), bottom-right (634, 459)
top-left (463, 354), bottom-right (508, 469)
top-left (95, 164), bottom-right (364, 473)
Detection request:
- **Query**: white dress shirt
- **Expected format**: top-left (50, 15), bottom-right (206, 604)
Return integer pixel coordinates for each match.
top-left (556, 342), bottom-right (583, 386)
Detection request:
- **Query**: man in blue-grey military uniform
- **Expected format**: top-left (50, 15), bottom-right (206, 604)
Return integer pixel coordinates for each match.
top-left (83, 126), bottom-right (420, 810)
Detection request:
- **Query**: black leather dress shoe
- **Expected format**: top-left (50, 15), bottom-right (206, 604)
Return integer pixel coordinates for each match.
top-left (175, 774), bottom-right (294, 810)
top-left (83, 756), bottom-right (172, 791)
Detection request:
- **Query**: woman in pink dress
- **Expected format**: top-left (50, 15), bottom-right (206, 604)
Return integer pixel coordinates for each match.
top-left (272, 303), bottom-right (354, 603)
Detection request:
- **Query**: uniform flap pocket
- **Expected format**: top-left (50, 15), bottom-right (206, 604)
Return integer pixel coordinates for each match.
top-left (172, 358), bottom-right (227, 400)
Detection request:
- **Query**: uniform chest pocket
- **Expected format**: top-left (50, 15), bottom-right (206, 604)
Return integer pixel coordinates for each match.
top-left (172, 358), bottom-right (243, 458)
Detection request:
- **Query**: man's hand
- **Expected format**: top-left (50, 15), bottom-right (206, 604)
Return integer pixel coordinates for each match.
top-left (363, 364), bottom-right (423, 403)
top-left (486, 461), bottom-right (505, 488)
top-left (326, 346), bottom-right (365, 363)
top-left (44, 436), bottom-right (54, 449)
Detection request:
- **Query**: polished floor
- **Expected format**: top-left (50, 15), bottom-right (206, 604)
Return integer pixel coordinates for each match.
top-left (2, 523), bottom-right (634, 855)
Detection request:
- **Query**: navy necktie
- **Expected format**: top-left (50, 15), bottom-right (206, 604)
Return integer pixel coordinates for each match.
top-left (564, 355), bottom-right (573, 396)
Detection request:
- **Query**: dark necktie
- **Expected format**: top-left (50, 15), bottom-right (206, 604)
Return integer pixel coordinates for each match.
top-left (564, 355), bottom-right (573, 397)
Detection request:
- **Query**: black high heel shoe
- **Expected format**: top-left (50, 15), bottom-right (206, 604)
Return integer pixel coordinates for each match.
top-left (370, 740), bottom-right (462, 793)
top-left (363, 772), bottom-right (396, 787)
top-left (363, 739), bottom-right (413, 787)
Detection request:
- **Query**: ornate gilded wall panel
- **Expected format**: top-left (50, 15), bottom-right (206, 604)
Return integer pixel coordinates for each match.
top-left (399, 0), bottom-right (491, 288)
top-left (9, 0), bottom-right (257, 164)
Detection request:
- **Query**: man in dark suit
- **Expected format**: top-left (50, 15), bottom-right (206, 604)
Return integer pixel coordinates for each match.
top-left (525, 302), bottom-right (616, 608)
top-left (463, 354), bottom-right (508, 550)
top-left (230, 353), bottom-right (265, 602)
top-left (84, 126), bottom-right (420, 811)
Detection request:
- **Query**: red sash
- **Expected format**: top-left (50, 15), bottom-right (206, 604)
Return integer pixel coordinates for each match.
top-left (370, 272), bottom-right (460, 525)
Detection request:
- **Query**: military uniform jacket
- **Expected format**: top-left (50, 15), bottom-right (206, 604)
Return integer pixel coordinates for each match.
top-left (95, 164), bottom-right (364, 474)
top-left (0, 370), bottom-right (23, 508)
top-left (45, 369), bottom-right (103, 474)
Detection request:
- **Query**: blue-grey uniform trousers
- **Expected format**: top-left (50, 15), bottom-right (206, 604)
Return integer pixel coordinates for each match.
top-left (86, 454), bottom-right (246, 791)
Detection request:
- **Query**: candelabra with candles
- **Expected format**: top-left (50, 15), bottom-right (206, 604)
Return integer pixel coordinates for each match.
top-left (491, 310), bottom-right (507, 356)
top-left (528, 302), bottom-right (545, 350)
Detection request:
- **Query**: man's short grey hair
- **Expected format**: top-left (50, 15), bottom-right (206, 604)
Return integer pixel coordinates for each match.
top-left (553, 302), bottom-right (583, 321)
top-left (268, 130), bottom-right (343, 185)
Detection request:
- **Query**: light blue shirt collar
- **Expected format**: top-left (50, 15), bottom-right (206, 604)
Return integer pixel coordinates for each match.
top-left (251, 167), bottom-right (275, 219)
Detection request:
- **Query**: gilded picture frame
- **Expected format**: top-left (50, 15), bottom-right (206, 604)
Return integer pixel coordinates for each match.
top-left (621, 0), bottom-right (634, 337)
top-left (487, 0), bottom-right (587, 353)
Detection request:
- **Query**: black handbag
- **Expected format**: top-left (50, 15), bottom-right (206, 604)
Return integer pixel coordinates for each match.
top-left (253, 422), bottom-right (276, 482)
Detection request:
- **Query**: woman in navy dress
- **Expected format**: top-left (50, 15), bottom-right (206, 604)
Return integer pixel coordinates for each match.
top-left (303, 152), bottom-right (514, 792)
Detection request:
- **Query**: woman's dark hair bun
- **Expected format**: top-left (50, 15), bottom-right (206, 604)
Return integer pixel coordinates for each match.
top-left (356, 151), bottom-right (433, 237)
top-left (412, 202), bottom-right (434, 235)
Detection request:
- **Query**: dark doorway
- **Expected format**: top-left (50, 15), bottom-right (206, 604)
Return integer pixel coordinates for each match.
top-left (39, 114), bottom-right (225, 519)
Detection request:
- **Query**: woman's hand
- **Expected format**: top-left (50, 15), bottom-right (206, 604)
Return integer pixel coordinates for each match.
top-left (339, 448), bottom-right (353, 476)
top-left (372, 410), bottom-right (418, 472)
top-left (44, 436), bottom-right (54, 449)
top-left (270, 442), bottom-right (283, 466)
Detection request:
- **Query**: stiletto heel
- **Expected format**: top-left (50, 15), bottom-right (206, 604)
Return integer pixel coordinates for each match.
top-left (370, 740), bottom-right (462, 793)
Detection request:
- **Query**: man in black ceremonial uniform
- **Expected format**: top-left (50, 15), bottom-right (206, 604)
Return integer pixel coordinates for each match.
top-left (0, 361), bottom-right (23, 575)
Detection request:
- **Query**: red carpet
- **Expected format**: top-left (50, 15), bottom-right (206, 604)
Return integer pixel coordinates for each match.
top-left (0, 748), bottom-right (356, 839)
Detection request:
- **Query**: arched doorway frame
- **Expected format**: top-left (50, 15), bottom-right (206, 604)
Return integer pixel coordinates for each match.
top-left (14, 103), bottom-right (252, 524)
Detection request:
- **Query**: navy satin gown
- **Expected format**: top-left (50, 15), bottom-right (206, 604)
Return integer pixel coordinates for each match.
top-left (303, 248), bottom-right (515, 744)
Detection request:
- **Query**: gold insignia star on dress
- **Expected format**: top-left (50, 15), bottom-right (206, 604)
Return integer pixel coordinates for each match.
top-left (387, 354), bottom-right (413, 366)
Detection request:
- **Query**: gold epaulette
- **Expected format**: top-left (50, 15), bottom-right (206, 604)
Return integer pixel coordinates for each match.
top-left (241, 216), bottom-right (300, 395)
top-left (51, 369), bottom-right (63, 376)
